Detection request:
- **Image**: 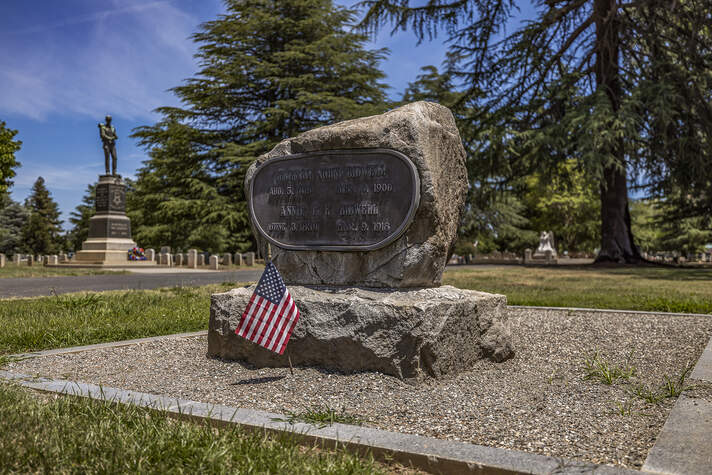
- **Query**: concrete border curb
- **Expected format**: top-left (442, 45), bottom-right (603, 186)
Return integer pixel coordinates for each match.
top-left (511, 305), bottom-right (712, 318)
top-left (0, 369), bottom-right (640, 475)
top-left (10, 331), bottom-right (207, 359)
top-left (642, 333), bottom-right (712, 474)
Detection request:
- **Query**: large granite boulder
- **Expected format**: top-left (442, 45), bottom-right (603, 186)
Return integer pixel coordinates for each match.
top-left (208, 285), bottom-right (513, 379)
top-left (245, 101), bottom-right (468, 288)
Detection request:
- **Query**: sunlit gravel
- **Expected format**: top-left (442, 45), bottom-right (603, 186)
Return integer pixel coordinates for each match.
top-left (8, 308), bottom-right (712, 469)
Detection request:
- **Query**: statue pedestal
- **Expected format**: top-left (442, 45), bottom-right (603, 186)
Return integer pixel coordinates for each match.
top-left (71, 175), bottom-right (155, 267)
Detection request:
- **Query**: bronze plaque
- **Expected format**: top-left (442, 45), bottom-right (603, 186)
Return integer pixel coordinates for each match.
top-left (249, 149), bottom-right (420, 251)
top-left (95, 183), bottom-right (126, 214)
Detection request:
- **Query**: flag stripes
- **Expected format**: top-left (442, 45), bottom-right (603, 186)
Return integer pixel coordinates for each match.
top-left (235, 262), bottom-right (300, 354)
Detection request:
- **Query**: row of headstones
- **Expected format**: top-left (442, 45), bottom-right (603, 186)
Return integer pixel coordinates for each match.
top-left (149, 249), bottom-right (256, 269)
top-left (643, 252), bottom-right (712, 263)
top-left (0, 253), bottom-right (70, 267)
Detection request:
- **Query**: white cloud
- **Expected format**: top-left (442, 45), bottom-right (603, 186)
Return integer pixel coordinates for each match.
top-left (12, 162), bottom-right (101, 191)
top-left (0, 0), bottom-right (202, 121)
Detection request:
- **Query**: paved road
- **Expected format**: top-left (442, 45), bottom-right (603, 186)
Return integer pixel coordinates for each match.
top-left (0, 270), bottom-right (264, 298)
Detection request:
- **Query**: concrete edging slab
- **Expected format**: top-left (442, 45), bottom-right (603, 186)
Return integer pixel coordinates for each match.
top-left (10, 331), bottom-right (208, 359)
top-left (0, 369), bottom-right (639, 475)
top-left (511, 305), bottom-right (712, 318)
top-left (642, 332), bottom-right (712, 474)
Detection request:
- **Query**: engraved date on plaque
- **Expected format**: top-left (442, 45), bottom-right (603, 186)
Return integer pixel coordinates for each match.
top-left (249, 149), bottom-right (420, 251)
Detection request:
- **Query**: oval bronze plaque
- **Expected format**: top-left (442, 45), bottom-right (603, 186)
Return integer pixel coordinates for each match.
top-left (249, 149), bottom-right (420, 251)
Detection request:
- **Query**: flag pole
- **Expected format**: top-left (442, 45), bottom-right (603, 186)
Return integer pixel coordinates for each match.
top-left (267, 242), bottom-right (294, 376)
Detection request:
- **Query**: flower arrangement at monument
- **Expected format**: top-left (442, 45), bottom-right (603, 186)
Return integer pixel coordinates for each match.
top-left (127, 247), bottom-right (147, 261)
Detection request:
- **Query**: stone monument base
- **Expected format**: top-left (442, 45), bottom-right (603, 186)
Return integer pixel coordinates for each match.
top-left (74, 238), bottom-right (138, 264)
top-left (208, 285), bottom-right (514, 379)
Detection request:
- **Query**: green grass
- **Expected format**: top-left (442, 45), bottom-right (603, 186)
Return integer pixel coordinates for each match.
top-left (0, 283), bottom-right (242, 355)
top-left (0, 383), bottom-right (387, 474)
top-left (581, 352), bottom-right (697, 410)
top-left (0, 262), bottom-right (129, 278)
top-left (444, 265), bottom-right (712, 313)
top-left (629, 364), bottom-right (696, 405)
top-left (583, 351), bottom-right (636, 385)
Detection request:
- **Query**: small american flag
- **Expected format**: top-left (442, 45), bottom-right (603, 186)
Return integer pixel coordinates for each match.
top-left (236, 261), bottom-right (300, 354)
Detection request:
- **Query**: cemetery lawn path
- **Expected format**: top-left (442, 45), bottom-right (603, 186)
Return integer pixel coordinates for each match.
top-left (0, 383), bottom-right (396, 474)
top-left (444, 265), bottom-right (712, 314)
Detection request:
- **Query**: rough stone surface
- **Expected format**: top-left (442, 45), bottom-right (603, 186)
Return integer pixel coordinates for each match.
top-left (208, 285), bottom-right (513, 379)
top-left (245, 101), bottom-right (468, 288)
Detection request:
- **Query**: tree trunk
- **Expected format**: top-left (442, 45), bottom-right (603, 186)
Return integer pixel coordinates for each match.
top-left (597, 165), bottom-right (640, 262)
top-left (593, 0), bottom-right (641, 263)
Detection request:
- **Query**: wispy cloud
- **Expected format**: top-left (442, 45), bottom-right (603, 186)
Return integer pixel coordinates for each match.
top-left (12, 162), bottom-right (101, 191)
top-left (0, 0), bottom-right (203, 121)
top-left (3, 1), bottom-right (175, 36)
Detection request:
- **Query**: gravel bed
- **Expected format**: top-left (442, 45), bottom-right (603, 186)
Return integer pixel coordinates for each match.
top-left (7, 308), bottom-right (712, 470)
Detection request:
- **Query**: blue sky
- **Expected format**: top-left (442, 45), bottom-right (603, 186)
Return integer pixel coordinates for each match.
top-left (1, 0), bottom-right (530, 228)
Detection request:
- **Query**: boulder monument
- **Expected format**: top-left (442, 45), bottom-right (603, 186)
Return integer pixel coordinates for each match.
top-left (208, 102), bottom-right (513, 378)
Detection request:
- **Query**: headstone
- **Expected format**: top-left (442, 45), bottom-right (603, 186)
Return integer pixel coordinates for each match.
top-left (160, 246), bottom-right (171, 255)
top-left (60, 253), bottom-right (68, 262)
top-left (210, 255), bottom-right (219, 270)
top-left (27, 255), bottom-right (33, 266)
top-left (160, 253), bottom-right (173, 267)
top-left (209, 102), bottom-right (513, 379)
top-left (245, 252), bottom-right (255, 266)
top-left (198, 254), bottom-right (205, 266)
top-left (245, 101), bottom-right (467, 287)
top-left (43, 255), bottom-right (50, 266)
top-left (233, 253), bottom-right (243, 266)
top-left (13, 254), bottom-right (21, 265)
top-left (0, 253), bottom-right (5, 268)
top-left (145, 249), bottom-right (155, 261)
top-left (222, 253), bottom-right (232, 266)
top-left (50, 255), bottom-right (59, 265)
top-left (175, 253), bottom-right (183, 266)
top-left (188, 249), bottom-right (198, 269)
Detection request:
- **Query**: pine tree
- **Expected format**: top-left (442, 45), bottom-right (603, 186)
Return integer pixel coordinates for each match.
top-left (65, 184), bottom-right (96, 252)
top-left (361, 0), bottom-right (712, 263)
top-left (0, 191), bottom-right (29, 256)
top-left (402, 64), bottom-right (536, 253)
top-left (523, 160), bottom-right (601, 254)
top-left (0, 120), bottom-right (22, 193)
top-left (20, 177), bottom-right (63, 255)
top-left (130, 0), bottom-right (390, 252)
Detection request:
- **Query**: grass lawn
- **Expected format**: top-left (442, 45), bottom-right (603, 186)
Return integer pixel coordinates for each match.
top-left (0, 262), bottom-right (129, 278)
top-left (444, 265), bottom-right (712, 313)
top-left (0, 282), bottom-right (417, 474)
top-left (0, 283), bottom-right (242, 355)
top-left (0, 383), bottom-right (393, 474)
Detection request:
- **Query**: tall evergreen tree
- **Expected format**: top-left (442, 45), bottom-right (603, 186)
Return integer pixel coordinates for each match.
top-left (361, 0), bottom-right (712, 263)
top-left (130, 0), bottom-right (390, 252)
top-left (20, 177), bottom-right (63, 255)
top-left (402, 64), bottom-right (536, 252)
top-left (0, 191), bottom-right (29, 256)
top-left (65, 184), bottom-right (96, 252)
top-left (0, 120), bottom-right (22, 193)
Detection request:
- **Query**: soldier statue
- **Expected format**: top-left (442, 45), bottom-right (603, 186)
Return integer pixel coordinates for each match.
top-left (98, 115), bottom-right (118, 175)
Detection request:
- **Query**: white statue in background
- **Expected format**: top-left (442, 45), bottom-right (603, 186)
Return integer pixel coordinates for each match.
top-left (534, 231), bottom-right (557, 258)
